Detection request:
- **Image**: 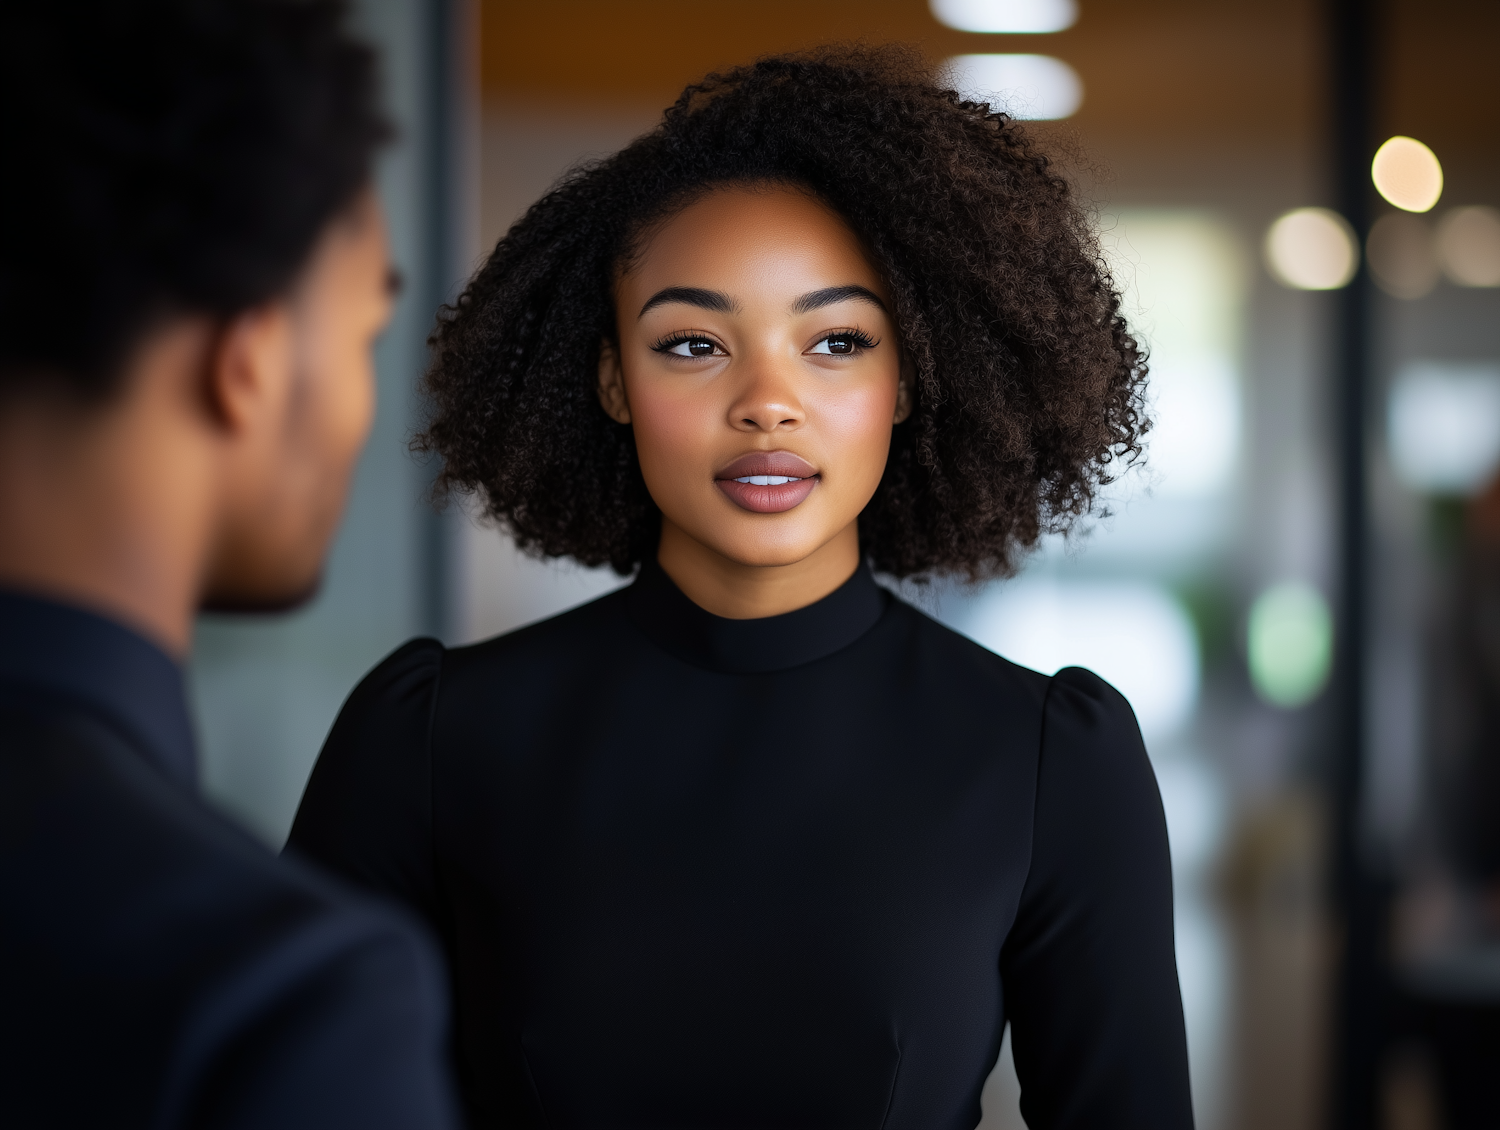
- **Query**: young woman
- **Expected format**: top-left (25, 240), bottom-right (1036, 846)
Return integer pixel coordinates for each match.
top-left (289, 46), bottom-right (1192, 1130)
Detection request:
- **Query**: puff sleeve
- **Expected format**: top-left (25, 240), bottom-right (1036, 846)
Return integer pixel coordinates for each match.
top-left (286, 638), bottom-right (447, 939)
top-left (1001, 666), bottom-right (1194, 1129)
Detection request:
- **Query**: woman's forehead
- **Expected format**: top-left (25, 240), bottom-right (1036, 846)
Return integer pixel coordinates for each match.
top-left (620, 185), bottom-right (887, 309)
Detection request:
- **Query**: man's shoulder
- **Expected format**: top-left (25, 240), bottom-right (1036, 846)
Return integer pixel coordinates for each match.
top-left (2, 698), bottom-right (429, 954)
top-left (0, 702), bottom-right (452, 1127)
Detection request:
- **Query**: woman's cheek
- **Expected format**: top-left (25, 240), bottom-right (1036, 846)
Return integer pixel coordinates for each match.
top-left (627, 383), bottom-right (721, 494)
top-left (812, 379), bottom-right (899, 481)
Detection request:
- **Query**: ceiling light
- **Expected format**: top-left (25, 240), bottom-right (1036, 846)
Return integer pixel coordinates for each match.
top-left (1371, 136), bottom-right (1443, 213)
top-left (930, 0), bottom-right (1078, 33)
top-left (1263, 208), bottom-right (1358, 290)
top-left (942, 54), bottom-right (1083, 119)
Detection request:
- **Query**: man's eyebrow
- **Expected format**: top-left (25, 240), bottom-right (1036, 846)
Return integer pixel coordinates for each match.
top-left (637, 286), bottom-right (738, 319)
top-left (791, 285), bottom-right (887, 315)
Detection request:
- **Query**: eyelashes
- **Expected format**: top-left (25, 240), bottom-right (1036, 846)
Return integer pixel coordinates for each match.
top-left (650, 333), bottom-right (723, 358)
top-left (811, 329), bottom-right (879, 355)
top-left (649, 328), bottom-right (881, 358)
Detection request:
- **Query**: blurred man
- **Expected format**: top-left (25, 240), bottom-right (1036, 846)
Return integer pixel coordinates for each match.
top-left (0, 2), bottom-right (460, 1126)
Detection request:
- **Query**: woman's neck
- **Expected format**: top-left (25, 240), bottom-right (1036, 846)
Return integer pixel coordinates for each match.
top-left (655, 517), bottom-right (861, 620)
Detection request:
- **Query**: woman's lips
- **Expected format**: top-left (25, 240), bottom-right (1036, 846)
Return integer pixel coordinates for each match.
top-left (717, 476), bottom-right (819, 513)
top-left (715, 451), bottom-right (820, 514)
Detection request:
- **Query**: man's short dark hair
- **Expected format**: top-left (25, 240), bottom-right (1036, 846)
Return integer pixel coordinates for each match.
top-left (0, 0), bottom-right (390, 398)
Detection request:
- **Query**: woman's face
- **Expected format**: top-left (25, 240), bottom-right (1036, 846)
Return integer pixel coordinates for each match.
top-left (601, 184), bottom-right (908, 578)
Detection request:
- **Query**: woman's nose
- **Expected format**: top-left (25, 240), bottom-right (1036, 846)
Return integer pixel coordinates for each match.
top-left (727, 357), bottom-right (806, 433)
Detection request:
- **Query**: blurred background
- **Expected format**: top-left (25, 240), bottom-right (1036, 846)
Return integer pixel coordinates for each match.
top-left (188, 1), bottom-right (1500, 1127)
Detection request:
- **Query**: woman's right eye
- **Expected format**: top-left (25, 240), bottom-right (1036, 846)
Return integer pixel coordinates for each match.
top-left (659, 337), bottom-right (721, 358)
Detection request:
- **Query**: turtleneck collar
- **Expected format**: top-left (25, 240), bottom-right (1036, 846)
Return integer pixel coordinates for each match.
top-left (625, 555), bottom-right (889, 675)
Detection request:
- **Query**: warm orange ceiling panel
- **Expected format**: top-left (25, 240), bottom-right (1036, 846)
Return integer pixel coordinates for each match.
top-left (478, 0), bottom-right (1319, 145)
top-left (1384, 0), bottom-right (1500, 172)
top-left (480, 0), bottom-right (1499, 163)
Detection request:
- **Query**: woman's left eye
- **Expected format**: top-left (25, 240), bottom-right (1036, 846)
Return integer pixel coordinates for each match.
top-left (658, 337), bottom-right (721, 357)
top-left (809, 332), bottom-right (876, 356)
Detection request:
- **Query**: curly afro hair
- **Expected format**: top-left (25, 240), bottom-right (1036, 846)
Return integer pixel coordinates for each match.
top-left (420, 43), bottom-right (1147, 580)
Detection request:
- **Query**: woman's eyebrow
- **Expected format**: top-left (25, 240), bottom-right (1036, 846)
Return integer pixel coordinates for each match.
top-left (791, 285), bottom-right (887, 314)
top-left (638, 286), bottom-right (738, 319)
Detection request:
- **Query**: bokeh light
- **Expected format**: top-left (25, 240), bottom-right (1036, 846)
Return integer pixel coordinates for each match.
top-left (1371, 136), bottom-right (1443, 213)
top-left (1100, 213), bottom-right (1247, 499)
top-left (930, 0), bottom-right (1077, 32)
top-left (942, 54), bottom-right (1083, 119)
top-left (1388, 362), bottom-right (1500, 495)
top-left (1247, 583), bottom-right (1333, 709)
top-left (1366, 213), bottom-right (1438, 300)
top-left (1436, 206), bottom-right (1500, 287)
top-left (1264, 207), bottom-right (1358, 290)
top-left (965, 579), bottom-right (1200, 741)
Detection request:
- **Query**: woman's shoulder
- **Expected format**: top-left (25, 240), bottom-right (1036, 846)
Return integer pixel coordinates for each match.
top-left (338, 585), bottom-right (634, 721)
top-left (880, 594), bottom-right (1055, 706)
top-left (880, 597), bottom-right (1149, 772)
top-left (345, 636), bottom-right (447, 714)
top-left (1024, 664), bottom-right (1165, 894)
top-left (300, 637), bottom-right (447, 770)
top-left (1039, 665), bottom-right (1149, 775)
top-left (444, 583), bottom-right (634, 679)
top-left (1042, 660), bottom-right (1139, 725)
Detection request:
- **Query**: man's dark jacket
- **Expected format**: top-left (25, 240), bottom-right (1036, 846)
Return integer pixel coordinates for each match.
top-left (0, 589), bottom-right (460, 1128)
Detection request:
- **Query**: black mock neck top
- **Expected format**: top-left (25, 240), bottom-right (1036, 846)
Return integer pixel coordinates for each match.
top-left (289, 560), bottom-right (1193, 1130)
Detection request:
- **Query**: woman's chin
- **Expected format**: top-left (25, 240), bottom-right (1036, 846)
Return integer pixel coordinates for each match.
top-left (700, 525), bottom-right (849, 571)
top-left (658, 497), bottom-right (857, 573)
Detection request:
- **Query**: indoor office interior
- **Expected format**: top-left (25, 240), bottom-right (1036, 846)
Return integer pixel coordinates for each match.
top-left (187, 1), bottom-right (1500, 1127)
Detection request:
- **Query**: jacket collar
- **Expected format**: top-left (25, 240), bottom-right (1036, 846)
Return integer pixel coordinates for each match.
top-left (0, 588), bottom-right (196, 787)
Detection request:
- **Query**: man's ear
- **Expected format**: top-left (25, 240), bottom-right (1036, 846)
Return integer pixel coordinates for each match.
top-left (204, 304), bottom-right (293, 436)
top-left (597, 339), bottom-right (631, 425)
top-left (893, 353), bottom-right (915, 424)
